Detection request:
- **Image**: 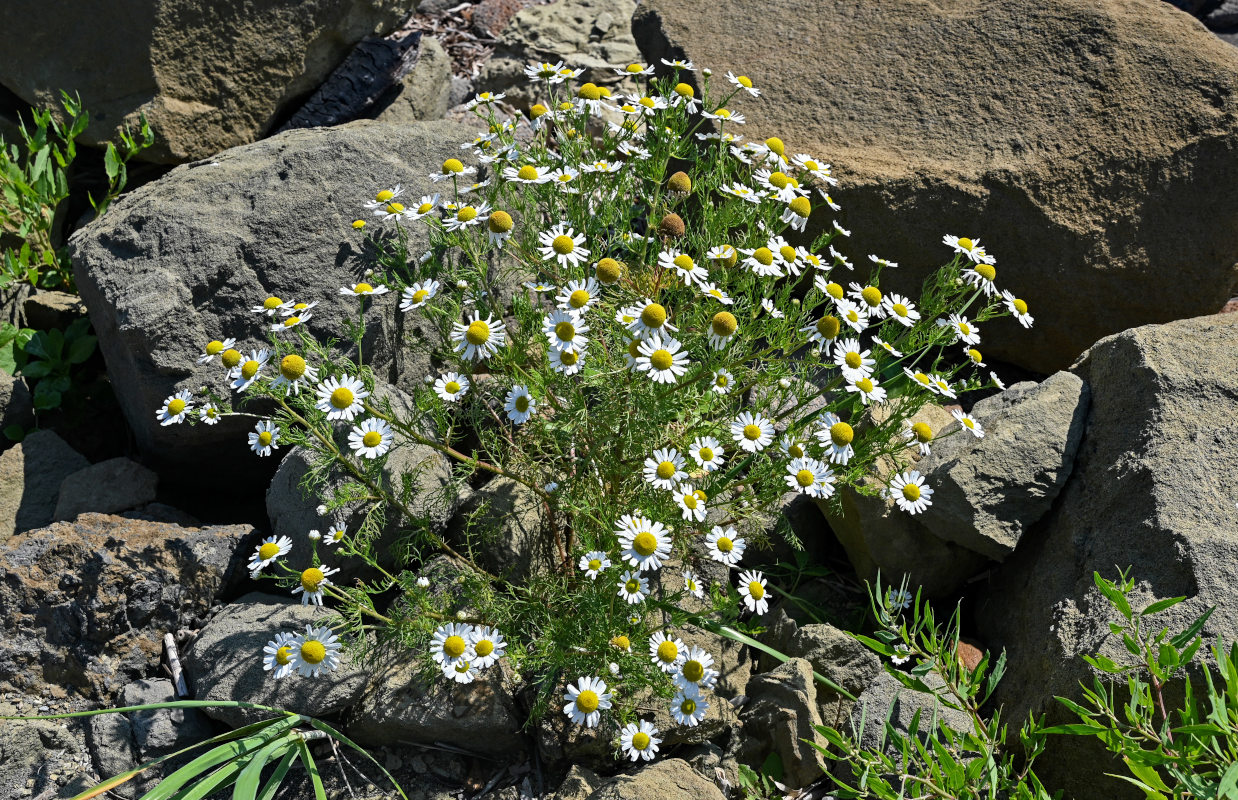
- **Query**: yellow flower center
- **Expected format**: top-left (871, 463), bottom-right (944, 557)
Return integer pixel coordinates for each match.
top-left (912, 422), bottom-right (933, 442)
top-left (444, 635), bottom-right (467, 659)
top-left (442, 158), bottom-right (464, 174)
top-left (300, 567), bottom-right (325, 593)
top-left (715, 108), bottom-right (732, 118)
top-left (975, 264), bottom-right (996, 281)
top-left (205, 340), bottom-right (224, 355)
top-left (711, 312), bottom-right (738, 338)
top-left (612, 635), bottom-right (630, 650)
top-left (474, 638), bottom-right (494, 657)
top-left (515, 396), bottom-right (530, 412)
top-left (578, 83), bottom-right (602, 100)
top-left (280, 354), bottom-right (306, 381)
top-left (765, 137), bottom-right (785, 156)
top-left (861, 287), bottom-right (883, 307)
top-left (674, 82), bottom-right (694, 98)
top-left (780, 245), bottom-right (797, 263)
top-left (968, 348), bottom-right (983, 363)
top-left (963, 418), bottom-right (975, 429)
top-left (240, 360), bottom-right (261, 380)
top-left (465, 320), bottom-right (490, 345)
top-left (842, 352), bottom-right (865, 371)
top-left (362, 431), bottom-right (383, 447)
top-left (444, 380), bottom-right (461, 394)
top-left (803, 159), bottom-right (819, 171)
top-left (698, 446), bottom-right (714, 461)
top-left (789, 196), bottom-right (811, 217)
top-left (682, 659), bottom-right (705, 683)
top-left (282, 316), bottom-right (301, 327)
top-left (680, 698), bottom-right (697, 715)
top-left (375, 190), bottom-right (394, 202)
top-left (640, 303), bottom-right (667, 328)
top-left (632, 732), bottom-right (651, 750)
top-left (656, 461), bottom-right (677, 480)
top-left (816, 316), bottom-right (841, 339)
top-left (552, 235), bottom-right (575, 255)
top-left (530, 103), bottom-right (548, 118)
top-left (667, 172), bottom-right (692, 193)
top-left (384, 202), bottom-right (404, 214)
top-left (846, 310), bottom-right (859, 323)
top-left (682, 493), bottom-right (698, 509)
top-left (258, 542), bottom-right (281, 561)
top-left (588, 558), bottom-right (602, 571)
top-left (657, 640), bottom-right (679, 663)
top-left (560, 350), bottom-right (579, 366)
top-left (788, 443), bottom-right (804, 458)
top-left (753, 247), bottom-right (774, 266)
top-left (957, 237), bottom-right (974, 250)
top-left (914, 372), bottom-right (931, 385)
top-left (568, 289), bottom-right (591, 309)
top-left (559, 101), bottom-right (574, 112)
top-left (411, 289), bottom-right (429, 303)
top-left (517, 165), bottom-right (539, 181)
top-left (892, 303), bottom-right (908, 317)
top-left (672, 254), bottom-right (694, 272)
top-left (258, 431), bottom-right (272, 446)
top-left (626, 63), bottom-right (644, 73)
top-left (625, 578), bottom-right (640, 593)
top-left (633, 531), bottom-right (658, 556)
top-left (417, 202), bottom-right (433, 214)
top-left (768, 171), bottom-right (790, 189)
top-left (300, 640), bottom-right (326, 664)
top-left (596, 258), bottom-right (621, 284)
top-left (743, 424), bottom-right (763, 441)
top-left (275, 645), bottom-right (292, 665)
top-left (856, 378), bottom-right (875, 393)
top-left (796, 469), bottom-right (816, 487)
top-left (715, 374), bottom-right (729, 387)
top-left (355, 283), bottom-right (374, 294)
top-left (824, 282), bottom-right (843, 300)
top-left (716, 536), bottom-right (733, 553)
top-left (748, 581), bottom-right (765, 599)
top-left (639, 96), bottom-right (656, 108)
top-left (167, 398), bottom-right (186, 416)
top-left (554, 321), bottom-right (576, 341)
top-left (576, 689), bottom-right (600, 713)
top-left (456, 206), bottom-right (477, 222)
top-left (831, 422), bottom-right (854, 446)
top-left (1013, 298), bottom-right (1028, 314)
top-left (959, 322), bottom-right (971, 335)
top-left (897, 480), bottom-right (922, 502)
top-left (263, 296), bottom-right (283, 310)
top-left (330, 387), bottom-right (354, 409)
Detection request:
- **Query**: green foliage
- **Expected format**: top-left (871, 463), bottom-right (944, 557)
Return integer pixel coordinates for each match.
top-left (1044, 569), bottom-right (1238, 799)
top-left (0, 91), bottom-right (152, 291)
top-left (5, 316), bottom-right (97, 415)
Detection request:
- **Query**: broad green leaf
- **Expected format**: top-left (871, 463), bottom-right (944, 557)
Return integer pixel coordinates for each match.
top-left (18, 360), bottom-right (52, 379)
top-left (1040, 723), bottom-right (1103, 736)
top-left (1218, 761), bottom-right (1238, 799)
top-left (104, 143), bottom-right (120, 180)
top-left (1170, 606), bottom-right (1215, 649)
top-left (137, 718), bottom-right (300, 800)
top-left (232, 734), bottom-right (297, 800)
top-left (1140, 596), bottom-right (1185, 616)
top-left (32, 387), bottom-right (61, 410)
top-left (67, 333), bottom-right (96, 364)
top-left (22, 332), bottom-right (48, 359)
top-left (295, 739), bottom-right (327, 800)
top-left (1124, 757), bottom-right (1171, 792)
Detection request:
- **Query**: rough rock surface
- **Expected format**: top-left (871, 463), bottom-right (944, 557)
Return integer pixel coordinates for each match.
top-left (0, 0), bottom-right (417, 163)
top-left (917, 372), bottom-right (1089, 560)
top-left (633, 0), bottom-right (1238, 373)
top-left (184, 592), bottom-right (370, 728)
top-left (585, 758), bottom-right (726, 800)
top-left (0, 429), bottom-right (89, 539)
top-left (70, 119), bottom-right (477, 475)
top-left (976, 313), bottom-right (1238, 798)
top-left (845, 671), bottom-right (973, 756)
top-left (0, 514), bottom-right (254, 699)
top-left (54, 457), bottom-right (160, 521)
top-left (446, 475), bottom-right (553, 581)
top-left (348, 652), bottom-right (528, 755)
top-left (373, 36), bottom-right (453, 122)
top-left (737, 658), bottom-right (828, 789)
top-left (0, 371), bottom-right (33, 440)
top-left (0, 709), bottom-right (94, 800)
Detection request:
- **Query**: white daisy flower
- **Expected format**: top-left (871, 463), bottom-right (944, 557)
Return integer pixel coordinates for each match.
top-left (579, 550), bottom-right (611, 579)
top-left (626, 300), bottom-right (677, 339)
top-left (782, 197), bottom-right (812, 232)
top-left (952, 408), bottom-right (985, 438)
top-left (731, 411), bottom-right (774, 453)
top-left (443, 201), bottom-right (492, 232)
top-left (889, 470), bottom-right (933, 514)
top-left (755, 168), bottom-right (806, 203)
top-left (617, 570), bottom-right (650, 603)
top-left (452, 311), bottom-right (506, 361)
top-left (991, 371), bottom-right (1007, 390)
top-left (582, 159), bottom-right (623, 173)
top-left (661, 57), bottom-right (696, 71)
top-left (618, 141), bottom-right (651, 159)
top-left (430, 158), bottom-right (476, 183)
top-left (431, 623), bottom-right (475, 667)
top-left (711, 369), bottom-right (734, 394)
top-left (434, 372), bottom-right (470, 403)
top-left (469, 625), bottom-right (506, 669)
top-left (818, 412), bottom-right (856, 465)
top-left (230, 349), bottom-right (271, 392)
top-left (944, 314), bottom-right (981, 345)
top-left (869, 254), bottom-right (899, 269)
top-left (903, 367), bottom-right (938, 394)
top-left (197, 337), bottom-right (237, 365)
top-left (707, 311), bottom-right (738, 350)
top-left (792, 153), bottom-right (837, 185)
top-left (962, 262), bottom-right (998, 297)
top-left (703, 107), bottom-right (745, 124)
top-left (740, 246), bottom-right (783, 278)
top-left (618, 516), bottom-right (672, 572)
top-left (659, 249), bottom-right (708, 286)
top-left (872, 337), bottom-right (903, 357)
top-left (465, 90), bottom-right (506, 109)
top-left (403, 194), bottom-right (440, 221)
top-left (199, 404), bottom-right (221, 425)
top-left (547, 166), bottom-right (580, 191)
top-left (726, 71), bottom-right (759, 96)
top-left (326, 527), bottom-right (347, 546)
top-left (930, 374), bottom-right (958, 400)
top-left (503, 163), bottom-right (553, 184)
top-left (620, 720), bottom-right (661, 762)
top-left (644, 448), bottom-right (687, 490)
top-left (965, 347), bottom-right (986, 367)
top-left (760, 298), bottom-right (786, 318)
top-left (835, 299), bottom-right (870, 333)
top-left (803, 313), bottom-right (841, 349)
top-left (674, 484), bottom-right (708, 522)
top-left (400, 280), bottom-right (440, 312)
top-left (538, 222), bottom-right (590, 269)
top-left (616, 62), bottom-right (655, 76)
top-left (544, 308), bottom-right (590, 352)
top-left (942, 234), bottom-right (995, 264)
top-left (339, 282), bottom-right (389, 296)
top-left (269, 310), bottom-right (312, 332)
top-left (905, 420), bottom-right (935, 456)
top-left (549, 346), bottom-right (586, 375)
top-left (249, 419), bottom-right (280, 457)
top-left (271, 354), bottom-right (319, 396)
top-left (670, 689), bottom-right (709, 727)
top-left (316, 375), bottom-right (369, 421)
top-left (833, 338), bottom-right (876, 381)
top-left (682, 570), bottom-right (704, 599)
top-left (504, 385), bottom-right (535, 424)
top-left (690, 436), bottom-right (724, 472)
top-left (881, 293), bottom-right (920, 327)
top-left (291, 624), bottom-right (342, 678)
top-left (443, 658), bottom-right (476, 684)
top-left (252, 296), bottom-right (289, 316)
top-left (828, 246), bottom-right (852, 271)
top-left (1001, 289), bottom-right (1034, 328)
top-left (486, 209), bottom-right (514, 247)
top-left (848, 282), bottom-right (887, 318)
top-left (564, 676), bottom-right (612, 727)
top-left (833, 219), bottom-right (851, 237)
top-left (785, 457), bottom-right (835, 498)
top-left (706, 525), bottom-right (746, 565)
top-left (636, 334), bottom-right (690, 383)
top-left (846, 376), bottom-right (887, 406)
top-left (675, 646), bottom-right (719, 692)
top-left (363, 185), bottom-right (404, 211)
top-left (248, 535), bottom-right (292, 577)
top-left (293, 564), bottom-right (339, 606)
top-left (721, 182), bottom-right (764, 204)
top-left (738, 570), bottom-right (769, 615)
top-left (348, 418), bottom-right (393, 459)
top-left (699, 282), bottom-right (733, 305)
top-left (551, 279), bottom-right (598, 315)
top-left (649, 631), bottom-right (686, 672)
top-left (157, 390), bottom-right (193, 426)
top-left (780, 434), bottom-right (808, 460)
top-left (525, 60), bottom-right (567, 83)
top-left (262, 632), bottom-right (298, 680)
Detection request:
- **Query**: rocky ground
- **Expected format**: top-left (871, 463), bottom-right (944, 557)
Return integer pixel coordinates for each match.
top-left (1, 1), bottom-right (1237, 799)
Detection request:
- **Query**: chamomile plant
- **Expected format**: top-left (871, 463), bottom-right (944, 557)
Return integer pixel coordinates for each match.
top-left (161, 61), bottom-right (1031, 761)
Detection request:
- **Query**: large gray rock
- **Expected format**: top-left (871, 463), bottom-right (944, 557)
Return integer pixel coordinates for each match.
top-left (633, 0), bottom-right (1238, 373)
top-left (760, 609), bottom-right (881, 725)
top-left (0, 371), bottom-right (33, 440)
top-left (70, 119), bottom-right (477, 475)
top-left (446, 475), bottom-right (553, 582)
top-left (184, 592), bottom-right (370, 728)
top-left (585, 758), bottom-right (726, 800)
top-left (0, 513), bottom-right (255, 699)
top-left (372, 36), bottom-right (452, 123)
top-left (843, 671), bottom-right (972, 758)
top-left (54, 457), bottom-right (160, 521)
top-left (737, 658), bottom-right (828, 789)
top-left (0, 429), bottom-right (89, 539)
top-left (916, 372), bottom-right (1090, 560)
top-left (0, 0), bottom-right (417, 163)
top-left (976, 313), bottom-right (1238, 798)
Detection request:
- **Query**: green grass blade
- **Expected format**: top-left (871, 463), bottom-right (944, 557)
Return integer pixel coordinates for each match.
top-left (306, 719), bottom-right (410, 800)
top-left (256, 745), bottom-right (301, 800)
top-left (233, 733), bottom-right (299, 800)
top-left (706, 621), bottom-right (854, 700)
top-left (295, 738), bottom-right (328, 800)
top-left (138, 718), bottom-right (302, 800)
top-left (3, 700), bottom-right (294, 723)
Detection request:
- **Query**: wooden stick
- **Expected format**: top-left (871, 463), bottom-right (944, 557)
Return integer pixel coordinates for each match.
top-left (163, 633), bottom-right (188, 698)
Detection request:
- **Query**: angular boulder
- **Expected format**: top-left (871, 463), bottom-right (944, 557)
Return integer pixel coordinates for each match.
top-left (976, 313), bottom-right (1238, 798)
top-left (585, 758), bottom-right (726, 800)
top-left (633, 0), bottom-right (1238, 372)
top-left (70, 119), bottom-right (477, 477)
top-left (0, 0), bottom-right (417, 163)
top-left (54, 457), bottom-right (160, 522)
top-left (0, 429), bottom-right (89, 540)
